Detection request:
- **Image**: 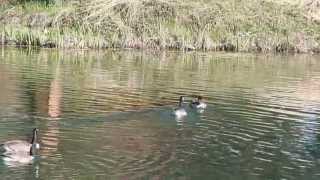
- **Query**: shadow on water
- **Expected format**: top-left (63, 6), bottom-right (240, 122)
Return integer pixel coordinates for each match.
top-left (0, 47), bottom-right (320, 179)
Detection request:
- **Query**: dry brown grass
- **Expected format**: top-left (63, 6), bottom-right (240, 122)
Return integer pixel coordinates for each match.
top-left (0, 0), bottom-right (320, 53)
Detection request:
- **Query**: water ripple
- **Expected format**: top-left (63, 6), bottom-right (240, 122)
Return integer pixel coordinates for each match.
top-left (1, 49), bottom-right (320, 179)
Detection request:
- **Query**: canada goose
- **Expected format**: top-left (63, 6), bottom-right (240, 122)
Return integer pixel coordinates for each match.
top-left (190, 96), bottom-right (207, 109)
top-left (173, 96), bottom-right (187, 118)
top-left (1, 128), bottom-right (40, 159)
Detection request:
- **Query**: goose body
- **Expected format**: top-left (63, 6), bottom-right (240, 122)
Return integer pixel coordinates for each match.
top-left (3, 152), bottom-right (34, 166)
top-left (174, 107), bottom-right (187, 118)
top-left (173, 96), bottom-right (187, 118)
top-left (1, 140), bottom-right (33, 154)
top-left (1, 128), bottom-right (40, 164)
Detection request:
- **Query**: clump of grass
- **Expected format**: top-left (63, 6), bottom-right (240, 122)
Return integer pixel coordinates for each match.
top-left (1, 25), bottom-right (110, 48)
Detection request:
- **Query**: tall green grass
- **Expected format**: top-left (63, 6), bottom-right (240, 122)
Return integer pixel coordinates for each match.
top-left (1, 0), bottom-right (320, 52)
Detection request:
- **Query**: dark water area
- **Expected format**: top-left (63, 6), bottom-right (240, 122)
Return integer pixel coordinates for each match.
top-left (0, 48), bottom-right (320, 179)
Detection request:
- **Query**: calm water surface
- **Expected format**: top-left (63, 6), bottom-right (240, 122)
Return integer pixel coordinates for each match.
top-left (0, 48), bottom-right (320, 179)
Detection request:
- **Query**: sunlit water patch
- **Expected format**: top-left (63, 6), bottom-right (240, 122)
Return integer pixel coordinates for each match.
top-left (0, 48), bottom-right (320, 179)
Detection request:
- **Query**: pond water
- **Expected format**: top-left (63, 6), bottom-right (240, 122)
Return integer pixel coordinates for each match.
top-left (0, 48), bottom-right (320, 180)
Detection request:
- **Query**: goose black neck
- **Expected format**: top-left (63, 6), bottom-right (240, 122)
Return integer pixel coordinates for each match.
top-left (179, 96), bottom-right (184, 107)
top-left (31, 129), bottom-right (37, 145)
top-left (29, 146), bottom-right (33, 156)
top-left (30, 129), bottom-right (38, 156)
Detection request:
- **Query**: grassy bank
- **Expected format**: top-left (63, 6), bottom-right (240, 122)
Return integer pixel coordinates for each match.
top-left (1, 0), bottom-right (320, 53)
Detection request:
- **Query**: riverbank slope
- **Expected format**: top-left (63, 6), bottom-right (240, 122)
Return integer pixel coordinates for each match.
top-left (1, 0), bottom-right (320, 53)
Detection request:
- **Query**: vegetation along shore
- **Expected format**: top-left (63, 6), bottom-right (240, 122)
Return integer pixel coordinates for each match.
top-left (1, 0), bottom-right (320, 53)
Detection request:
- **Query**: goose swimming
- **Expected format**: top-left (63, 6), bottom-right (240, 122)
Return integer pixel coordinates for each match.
top-left (190, 96), bottom-right (207, 109)
top-left (1, 128), bottom-right (40, 164)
